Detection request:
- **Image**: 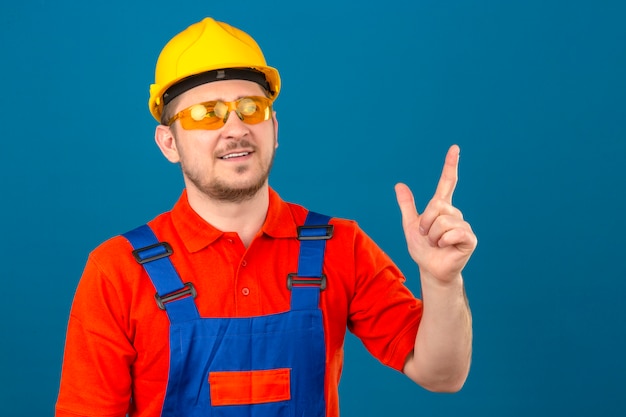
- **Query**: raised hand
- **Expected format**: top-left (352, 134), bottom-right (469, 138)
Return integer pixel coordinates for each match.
top-left (395, 145), bottom-right (477, 283)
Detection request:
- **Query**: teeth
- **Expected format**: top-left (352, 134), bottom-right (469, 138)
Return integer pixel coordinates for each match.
top-left (222, 152), bottom-right (249, 159)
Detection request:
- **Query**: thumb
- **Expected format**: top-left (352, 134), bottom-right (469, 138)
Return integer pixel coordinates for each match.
top-left (395, 183), bottom-right (420, 228)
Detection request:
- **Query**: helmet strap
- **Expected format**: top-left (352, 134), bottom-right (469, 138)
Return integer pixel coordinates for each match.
top-left (163, 68), bottom-right (271, 105)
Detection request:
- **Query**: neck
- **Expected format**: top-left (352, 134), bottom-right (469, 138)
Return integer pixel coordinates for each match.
top-left (186, 185), bottom-right (270, 248)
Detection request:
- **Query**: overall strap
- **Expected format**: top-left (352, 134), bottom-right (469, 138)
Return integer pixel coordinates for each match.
top-left (289, 211), bottom-right (333, 310)
top-left (123, 224), bottom-right (200, 322)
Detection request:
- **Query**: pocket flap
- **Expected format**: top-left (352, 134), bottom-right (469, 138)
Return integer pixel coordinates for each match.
top-left (209, 368), bottom-right (291, 406)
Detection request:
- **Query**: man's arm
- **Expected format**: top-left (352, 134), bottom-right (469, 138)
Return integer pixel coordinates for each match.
top-left (395, 145), bottom-right (477, 392)
top-left (56, 256), bottom-right (135, 417)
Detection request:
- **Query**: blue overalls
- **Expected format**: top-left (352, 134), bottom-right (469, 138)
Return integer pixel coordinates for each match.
top-left (123, 212), bottom-right (333, 417)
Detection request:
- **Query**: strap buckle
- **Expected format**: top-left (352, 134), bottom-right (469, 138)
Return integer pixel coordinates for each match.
top-left (297, 225), bottom-right (334, 240)
top-left (287, 273), bottom-right (327, 291)
top-left (132, 242), bottom-right (173, 264)
top-left (155, 282), bottom-right (197, 310)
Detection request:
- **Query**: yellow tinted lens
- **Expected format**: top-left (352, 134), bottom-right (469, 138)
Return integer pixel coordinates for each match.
top-left (238, 98), bottom-right (258, 116)
top-left (213, 101), bottom-right (229, 119)
top-left (237, 97), bottom-right (271, 124)
top-left (178, 101), bottom-right (223, 130)
top-left (189, 104), bottom-right (208, 121)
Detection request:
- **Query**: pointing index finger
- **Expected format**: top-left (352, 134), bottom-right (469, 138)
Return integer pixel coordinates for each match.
top-left (434, 144), bottom-right (460, 203)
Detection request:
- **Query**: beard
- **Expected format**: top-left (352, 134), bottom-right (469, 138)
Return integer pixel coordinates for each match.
top-left (180, 139), bottom-right (276, 203)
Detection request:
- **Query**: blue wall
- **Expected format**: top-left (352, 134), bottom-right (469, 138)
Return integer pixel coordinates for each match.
top-left (1, 1), bottom-right (625, 415)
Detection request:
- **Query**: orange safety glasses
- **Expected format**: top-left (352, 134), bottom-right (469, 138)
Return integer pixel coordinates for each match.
top-left (167, 96), bottom-right (273, 130)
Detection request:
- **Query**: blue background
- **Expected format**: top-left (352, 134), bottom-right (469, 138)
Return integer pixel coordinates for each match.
top-left (1, 0), bottom-right (625, 416)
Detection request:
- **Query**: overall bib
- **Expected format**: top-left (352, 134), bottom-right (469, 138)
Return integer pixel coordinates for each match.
top-left (123, 212), bottom-right (332, 417)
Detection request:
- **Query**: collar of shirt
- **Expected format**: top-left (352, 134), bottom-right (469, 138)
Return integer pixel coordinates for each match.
top-left (170, 187), bottom-right (300, 253)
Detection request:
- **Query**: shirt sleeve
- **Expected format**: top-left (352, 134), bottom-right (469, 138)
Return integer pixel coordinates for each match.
top-left (346, 226), bottom-right (423, 372)
top-left (56, 253), bottom-right (135, 417)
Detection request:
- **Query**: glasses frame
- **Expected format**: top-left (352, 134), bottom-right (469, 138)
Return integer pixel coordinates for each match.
top-left (167, 96), bottom-right (274, 130)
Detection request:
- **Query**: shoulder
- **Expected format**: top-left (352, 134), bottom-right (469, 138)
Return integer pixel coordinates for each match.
top-left (284, 201), bottom-right (361, 238)
top-left (267, 189), bottom-right (360, 240)
top-left (87, 210), bottom-right (174, 277)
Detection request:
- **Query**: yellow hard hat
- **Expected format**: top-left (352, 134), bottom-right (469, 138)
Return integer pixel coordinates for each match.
top-left (148, 17), bottom-right (281, 122)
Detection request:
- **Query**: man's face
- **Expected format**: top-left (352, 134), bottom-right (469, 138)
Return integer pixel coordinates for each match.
top-left (162, 79), bottom-right (278, 203)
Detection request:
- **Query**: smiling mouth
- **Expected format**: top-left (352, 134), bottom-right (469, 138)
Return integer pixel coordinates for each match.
top-left (220, 152), bottom-right (251, 160)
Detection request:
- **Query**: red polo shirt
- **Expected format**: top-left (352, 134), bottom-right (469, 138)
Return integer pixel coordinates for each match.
top-left (56, 188), bottom-right (422, 417)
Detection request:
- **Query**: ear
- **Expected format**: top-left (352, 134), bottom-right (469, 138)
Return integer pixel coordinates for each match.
top-left (272, 110), bottom-right (279, 149)
top-left (155, 124), bottom-right (181, 163)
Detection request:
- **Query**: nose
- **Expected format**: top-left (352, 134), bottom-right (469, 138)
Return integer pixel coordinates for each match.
top-left (220, 110), bottom-right (250, 139)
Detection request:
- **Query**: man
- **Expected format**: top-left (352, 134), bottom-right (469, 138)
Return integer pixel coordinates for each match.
top-left (56, 17), bottom-right (476, 417)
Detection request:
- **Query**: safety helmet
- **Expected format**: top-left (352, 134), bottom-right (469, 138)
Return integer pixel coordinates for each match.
top-left (148, 17), bottom-right (281, 122)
